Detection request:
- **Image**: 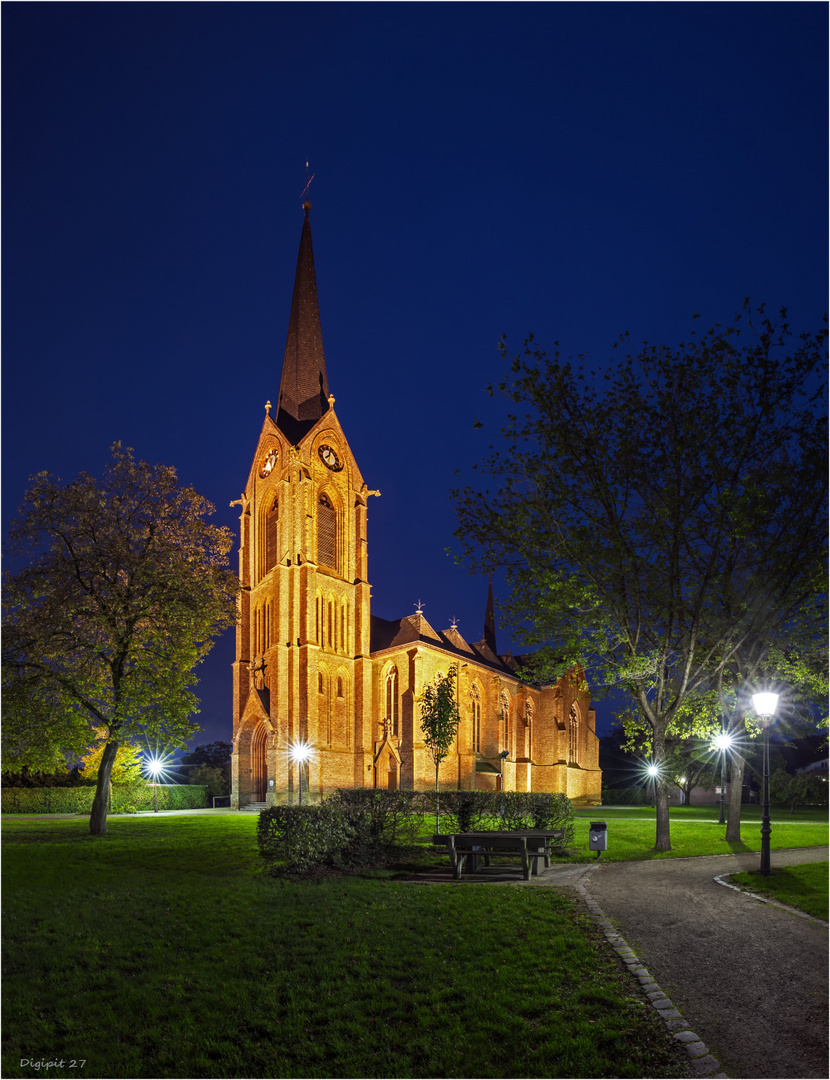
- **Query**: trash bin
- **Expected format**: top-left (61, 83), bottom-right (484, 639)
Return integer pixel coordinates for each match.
top-left (589, 821), bottom-right (607, 856)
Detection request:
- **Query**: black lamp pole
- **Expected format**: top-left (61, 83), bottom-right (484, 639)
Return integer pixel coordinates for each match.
top-left (752, 692), bottom-right (778, 878)
top-left (760, 718), bottom-right (772, 876)
top-left (718, 735), bottom-right (727, 826)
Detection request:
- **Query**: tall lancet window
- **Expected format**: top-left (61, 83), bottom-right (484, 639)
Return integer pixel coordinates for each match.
top-left (499, 692), bottom-right (510, 753)
top-left (568, 703), bottom-right (580, 764)
top-left (318, 493), bottom-right (336, 568)
top-left (470, 684), bottom-right (482, 753)
top-left (264, 498), bottom-right (278, 574)
top-left (385, 666), bottom-right (399, 736)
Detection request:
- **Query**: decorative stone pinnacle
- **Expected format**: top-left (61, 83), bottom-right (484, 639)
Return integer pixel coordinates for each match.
top-left (265, 400), bottom-right (272, 415)
top-left (327, 393), bottom-right (335, 410)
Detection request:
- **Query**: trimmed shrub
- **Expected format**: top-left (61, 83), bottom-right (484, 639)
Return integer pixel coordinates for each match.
top-left (327, 788), bottom-right (425, 853)
top-left (601, 785), bottom-right (649, 806)
top-left (1, 783), bottom-right (207, 814)
top-left (424, 790), bottom-right (499, 833)
top-left (1, 786), bottom-right (96, 814)
top-left (499, 792), bottom-right (574, 844)
top-left (256, 804), bottom-right (357, 874)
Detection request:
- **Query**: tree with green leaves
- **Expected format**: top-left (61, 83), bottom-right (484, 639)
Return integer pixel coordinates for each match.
top-left (2, 444), bottom-right (239, 835)
top-left (454, 302), bottom-right (827, 851)
top-left (180, 741), bottom-right (233, 784)
top-left (419, 665), bottom-right (461, 833)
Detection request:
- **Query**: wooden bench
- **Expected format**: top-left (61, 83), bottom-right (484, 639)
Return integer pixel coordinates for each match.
top-left (433, 830), bottom-right (566, 881)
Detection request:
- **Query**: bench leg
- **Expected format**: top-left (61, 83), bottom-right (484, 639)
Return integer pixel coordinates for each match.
top-left (453, 853), bottom-right (465, 880)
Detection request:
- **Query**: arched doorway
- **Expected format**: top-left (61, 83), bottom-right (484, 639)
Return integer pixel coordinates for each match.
top-left (251, 722), bottom-right (268, 802)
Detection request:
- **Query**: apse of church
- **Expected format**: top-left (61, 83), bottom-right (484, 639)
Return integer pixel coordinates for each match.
top-left (230, 204), bottom-right (601, 809)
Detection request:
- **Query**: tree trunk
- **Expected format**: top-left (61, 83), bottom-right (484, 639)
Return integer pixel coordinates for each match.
top-left (654, 780), bottom-right (671, 851)
top-left (725, 752), bottom-right (745, 842)
top-left (90, 740), bottom-right (119, 835)
top-left (435, 759), bottom-right (440, 835)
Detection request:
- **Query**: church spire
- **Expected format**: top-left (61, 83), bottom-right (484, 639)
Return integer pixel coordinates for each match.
top-left (276, 203), bottom-right (331, 445)
top-left (484, 575), bottom-right (497, 654)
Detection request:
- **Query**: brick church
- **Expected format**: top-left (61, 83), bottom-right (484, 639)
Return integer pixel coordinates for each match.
top-left (230, 205), bottom-right (601, 808)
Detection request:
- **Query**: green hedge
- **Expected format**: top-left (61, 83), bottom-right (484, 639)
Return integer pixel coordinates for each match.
top-left (257, 789), bottom-right (576, 874)
top-left (1, 784), bottom-right (208, 814)
top-left (326, 788), bottom-right (425, 851)
top-left (601, 785), bottom-right (650, 806)
top-left (256, 804), bottom-right (358, 873)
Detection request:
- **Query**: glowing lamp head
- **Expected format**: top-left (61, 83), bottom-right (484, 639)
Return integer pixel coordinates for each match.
top-left (289, 742), bottom-right (312, 764)
top-left (752, 692), bottom-right (779, 720)
top-left (647, 764), bottom-right (659, 777)
top-left (148, 758), bottom-right (163, 777)
top-left (714, 733), bottom-right (733, 751)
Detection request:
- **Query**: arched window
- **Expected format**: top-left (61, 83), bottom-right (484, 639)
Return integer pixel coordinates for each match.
top-left (499, 691), bottom-right (510, 753)
top-left (264, 498), bottom-right (278, 574)
top-left (470, 684), bottom-right (482, 753)
top-left (318, 671), bottom-right (325, 694)
top-left (318, 493), bottom-right (336, 568)
top-left (385, 666), bottom-right (399, 736)
top-left (524, 700), bottom-right (533, 758)
top-left (337, 676), bottom-right (344, 698)
top-left (568, 703), bottom-right (580, 764)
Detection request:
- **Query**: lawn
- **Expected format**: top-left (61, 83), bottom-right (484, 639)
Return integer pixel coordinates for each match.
top-left (728, 861), bottom-right (829, 921)
top-left (568, 804), bottom-right (828, 861)
top-left (2, 815), bottom-right (692, 1080)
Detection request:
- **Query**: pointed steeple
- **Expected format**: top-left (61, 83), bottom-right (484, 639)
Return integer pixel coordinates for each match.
top-left (483, 575), bottom-right (497, 654)
top-left (276, 203), bottom-right (330, 444)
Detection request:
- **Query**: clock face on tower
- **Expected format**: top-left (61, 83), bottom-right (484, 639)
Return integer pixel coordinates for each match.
top-left (259, 447), bottom-right (279, 477)
top-left (318, 444), bottom-right (343, 471)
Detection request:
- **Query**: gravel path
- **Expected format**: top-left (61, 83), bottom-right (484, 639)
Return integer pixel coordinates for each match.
top-left (586, 846), bottom-right (829, 1080)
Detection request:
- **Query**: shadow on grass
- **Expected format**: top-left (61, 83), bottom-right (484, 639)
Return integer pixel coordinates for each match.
top-left (726, 840), bottom-right (753, 853)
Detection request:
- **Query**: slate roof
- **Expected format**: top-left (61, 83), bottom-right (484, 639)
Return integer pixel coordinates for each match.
top-left (276, 205), bottom-right (331, 445)
top-left (370, 612), bottom-right (521, 678)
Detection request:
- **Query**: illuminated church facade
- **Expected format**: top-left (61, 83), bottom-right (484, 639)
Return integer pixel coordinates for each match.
top-left (230, 206), bottom-right (601, 808)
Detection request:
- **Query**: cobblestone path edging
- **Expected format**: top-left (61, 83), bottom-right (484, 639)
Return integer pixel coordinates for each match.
top-left (713, 872), bottom-right (829, 925)
top-left (574, 872), bottom-right (729, 1078)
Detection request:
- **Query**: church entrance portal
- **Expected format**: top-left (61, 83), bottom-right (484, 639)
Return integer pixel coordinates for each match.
top-left (251, 723), bottom-right (268, 802)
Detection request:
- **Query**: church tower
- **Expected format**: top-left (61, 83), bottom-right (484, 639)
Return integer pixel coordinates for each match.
top-left (231, 203), bottom-right (377, 807)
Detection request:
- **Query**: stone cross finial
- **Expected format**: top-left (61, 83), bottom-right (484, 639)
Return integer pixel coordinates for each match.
top-left (265, 400), bottom-right (272, 416)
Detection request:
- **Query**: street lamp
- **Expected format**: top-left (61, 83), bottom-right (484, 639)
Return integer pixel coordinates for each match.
top-left (752, 692), bottom-right (779, 876)
top-left (713, 731), bottom-right (733, 825)
top-left (148, 758), bottom-right (162, 813)
top-left (647, 764), bottom-right (659, 809)
top-left (289, 742), bottom-right (312, 805)
top-left (498, 749), bottom-right (509, 792)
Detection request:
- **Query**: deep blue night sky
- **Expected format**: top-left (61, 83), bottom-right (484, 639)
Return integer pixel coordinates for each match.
top-left (3, 3), bottom-right (827, 747)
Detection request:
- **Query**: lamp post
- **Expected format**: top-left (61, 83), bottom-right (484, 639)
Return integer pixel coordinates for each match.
top-left (290, 742), bottom-right (311, 805)
top-left (498, 749), bottom-right (509, 792)
top-left (752, 692), bottom-right (779, 876)
top-left (647, 764), bottom-right (659, 809)
top-left (148, 758), bottom-right (162, 813)
top-left (714, 731), bottom-right (733, 825)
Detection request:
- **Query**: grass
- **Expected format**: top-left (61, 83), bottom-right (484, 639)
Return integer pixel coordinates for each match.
top-left (0, 814), bottom-right (693, 1080)
top-left (728, 861), bottom-right (829, 921)
top-left (567, 805), bottom-right (828, 861)
top-left (3, 806), bottom-right (826, 1078)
